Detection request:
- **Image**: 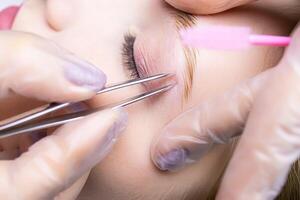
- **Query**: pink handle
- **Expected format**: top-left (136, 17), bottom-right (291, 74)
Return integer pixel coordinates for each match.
top-left (249, 35), bottom-right (291, 47)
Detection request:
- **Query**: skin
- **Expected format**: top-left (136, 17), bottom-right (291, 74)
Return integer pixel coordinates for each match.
top-left (0, 0), bottom-right (297, 199)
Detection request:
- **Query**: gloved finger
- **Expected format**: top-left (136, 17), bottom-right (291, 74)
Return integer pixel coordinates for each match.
top-left (0, 31), bottom-right (106, 103)
top-left (55, 172), bottom-right (90, 200)
top-left (216, 26), bottom-right (300, 200)
top-left (151, 70), bottom-right (269, 171)
top-left (0, 104), bottom-right (85, 162)
top-left (164, 0), bottom-right (255, 14)
top-left (0, 109), bottom-right (127, 200)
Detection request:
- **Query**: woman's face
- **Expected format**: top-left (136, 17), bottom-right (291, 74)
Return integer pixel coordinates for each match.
top-left (10, 0), bottom-right (293, 199)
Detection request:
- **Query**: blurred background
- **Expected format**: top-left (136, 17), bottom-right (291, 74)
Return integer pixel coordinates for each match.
top-left (0, 0), bottom-right (22, 10)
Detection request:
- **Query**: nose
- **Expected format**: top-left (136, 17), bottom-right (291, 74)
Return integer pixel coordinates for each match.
top-left (46, 0), bottom-right (74, 31)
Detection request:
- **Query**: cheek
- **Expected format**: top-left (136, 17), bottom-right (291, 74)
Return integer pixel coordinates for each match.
top-left (86, 128), bottom-right (233, 199)
top-left (83, 90), bottom-right (232, 199)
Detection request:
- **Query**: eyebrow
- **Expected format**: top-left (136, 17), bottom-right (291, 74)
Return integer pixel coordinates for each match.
top-left (170, 10), bottom-right (198, 102)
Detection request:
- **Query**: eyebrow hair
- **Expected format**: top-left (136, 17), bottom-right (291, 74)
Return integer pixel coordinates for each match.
top-left (171, 10), bottom-right (198, 102)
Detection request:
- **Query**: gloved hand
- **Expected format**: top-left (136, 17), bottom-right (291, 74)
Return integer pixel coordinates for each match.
top-left (152, 0), bottom-right (300, 199)
top-left (0, 31), bottom-right (128, 199)
top-left (0, 31), bottom-right (106, 102)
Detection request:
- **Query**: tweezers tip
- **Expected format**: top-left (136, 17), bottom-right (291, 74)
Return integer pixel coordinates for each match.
top-left (162, 72), bottom-right (176, 78)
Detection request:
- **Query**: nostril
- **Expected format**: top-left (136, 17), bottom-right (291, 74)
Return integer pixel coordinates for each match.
top-left (46, 0), bottom-right (73, 31)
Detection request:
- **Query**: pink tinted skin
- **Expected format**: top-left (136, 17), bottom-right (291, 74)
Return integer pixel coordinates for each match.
top-left (134, 20), bottom-right (184, 93)
top-left (2, 0), bottom-right (297, 199)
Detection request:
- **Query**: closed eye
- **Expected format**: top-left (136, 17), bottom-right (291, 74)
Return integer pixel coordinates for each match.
top-left (122, 33), bottom-right (140, 79)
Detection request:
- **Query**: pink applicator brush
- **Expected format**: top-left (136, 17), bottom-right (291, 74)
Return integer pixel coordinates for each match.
top-left (180, 26), bottom-right (291, 50)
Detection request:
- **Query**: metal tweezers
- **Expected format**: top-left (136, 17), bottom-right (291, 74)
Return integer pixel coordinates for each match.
top-left (0, 73), bottom-right (174, 139)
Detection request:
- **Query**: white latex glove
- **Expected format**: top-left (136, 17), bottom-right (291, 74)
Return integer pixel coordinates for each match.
top-left (0, 31), bottom-right (128, 199)
top-left (0, 31), bottom-right (106, 102)
top-left (151, 0), bottom-right (300, 199)
top-left (0, 109), bottom-right (127, 199)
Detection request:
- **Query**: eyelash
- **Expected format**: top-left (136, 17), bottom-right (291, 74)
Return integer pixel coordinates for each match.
top-left (122, 33), bottom-right (140, 79)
